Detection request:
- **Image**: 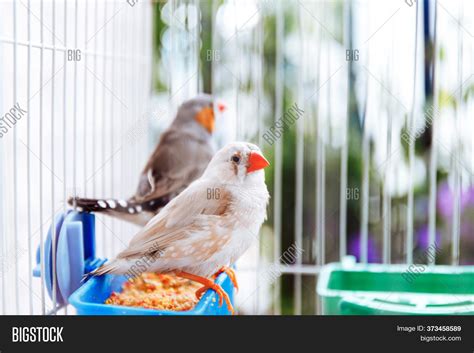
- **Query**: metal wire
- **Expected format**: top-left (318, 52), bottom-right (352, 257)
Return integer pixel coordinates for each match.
top-left (294, 3), bottom-right (304, 316)
top-left (314, 1), bottom-right (324, 315)
top-left (12, 0), bottom-right (20, 315)
top-left (451, 0), bottom-right (463, 266)
top-left (339, 1), bottom-right (350, 262)
top-left (39, 0), bottom-right (46, 315)
top-left (360, 95), bottom-right (370, 264)
top-left (51, 0), bottom-right (58, 315)
top-left (26, 0), bottom-right (34, 315)
top-left (0, 0), bottom-right (470, 316)
top-left (101, 1), bottom-right (108, 257)
top-left (0, 110), bottom-right (5, 314)
top-left (0, 0), bottom-right (153, 315)
top-left (119, 2), bottom-right (126, 251)
top-left (273, 0), bottom-right (284, 316)
top-left (255, 4), bottom-right (264, 315)
top-left (427, 0), bottom-right (439, 265)
top-left (110, 0), bottom-right (118, 257)
top-left (92, 0), bottom-right (98, 200)
top-left (62, 0), bottom-right (69, 315)
top-left (406, 1), bottom-right (420, 265)
top-left (83, 0), bottom-right (89, 199)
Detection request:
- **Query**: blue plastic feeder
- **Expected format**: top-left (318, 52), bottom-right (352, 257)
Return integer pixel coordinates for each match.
top-left (69, 272), bottom-right (234, 315)
top-left (34, 210), bottom-right (235, 315)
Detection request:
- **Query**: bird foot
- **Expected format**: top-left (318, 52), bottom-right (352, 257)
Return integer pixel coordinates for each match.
top-left (175, 271), bottom-right (235, 315)
top-left (212, 266), bottom-right (239, 292)
top-left (195, 281), bottom-right (234, 315)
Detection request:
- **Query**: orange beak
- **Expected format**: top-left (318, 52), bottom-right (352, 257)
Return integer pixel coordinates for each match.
top-left (217, 102), bottom-right (226, 113)
top-left (195, 107), bottom-right (215, 134)
top-left (247, 151), bottom-right (270, 174)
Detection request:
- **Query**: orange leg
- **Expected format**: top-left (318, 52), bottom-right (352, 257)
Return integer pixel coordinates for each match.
top-left (175, 271), bottom-right (234, 315)
top-left (195, 266), bottom-right (238, 299)
top-left (212, 266), bottom-right (238, 291)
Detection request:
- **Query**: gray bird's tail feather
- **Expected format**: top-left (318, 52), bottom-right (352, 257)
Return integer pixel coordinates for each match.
top-left (67, 196), bottom-right (170, 226)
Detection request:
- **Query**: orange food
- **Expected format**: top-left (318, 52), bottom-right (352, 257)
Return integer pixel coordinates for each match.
top-left (105, 273), bottom-right (202, 311)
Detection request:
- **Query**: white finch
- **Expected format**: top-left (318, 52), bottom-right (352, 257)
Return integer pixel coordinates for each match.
top-left (69, 94), bottom-right (226, 226)
top-left (91, 142), bottom-right (270, 313)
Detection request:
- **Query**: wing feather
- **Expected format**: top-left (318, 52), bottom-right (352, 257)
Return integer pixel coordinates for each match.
top-left (117, 180), bottom-right (231, 260)
top-left (134, 130), bottom-right (213, 202)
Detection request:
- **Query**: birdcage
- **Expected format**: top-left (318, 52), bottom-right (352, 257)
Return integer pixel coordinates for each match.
top-left (0, 0), bottom-right (473, 316)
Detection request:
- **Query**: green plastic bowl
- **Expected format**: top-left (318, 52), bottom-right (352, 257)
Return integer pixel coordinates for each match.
top-left (317, 257), bottom-right (474, 315)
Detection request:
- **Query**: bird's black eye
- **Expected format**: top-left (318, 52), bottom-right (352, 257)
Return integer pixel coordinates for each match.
top-left (231, 155), bottom-right (240, 163)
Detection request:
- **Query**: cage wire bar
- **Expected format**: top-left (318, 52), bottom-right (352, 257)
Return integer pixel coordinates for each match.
top-left (451, 0), bottom-right (463, 266)
top-left (229, 0), bottom-right (471, 314)
top-left (12, 0), bottom-right (20, 315)
top-left (313, 1), bottom-right (323, 314)
top-left (0, 0), bottom-right (152, 314)
top-left (0, 0), bottom-right (473, 316)
top-left (265, 0), bottom-right (282, 315)
top-left (339, 0), bottom-right (350, 262)
top-left (294, 2), bottom-right (304, 316)
top-left (427, 0), bottom-right (438, 266)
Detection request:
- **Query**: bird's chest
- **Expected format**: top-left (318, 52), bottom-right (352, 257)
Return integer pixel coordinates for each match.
top-left (216, 199), bottom-right (267, 263)
top-left (232, 187), bottom-right (268, 224)
top-left (205, 227), bottom-right (255, 268)
top-left (195, 185), bottom-right (268, 272)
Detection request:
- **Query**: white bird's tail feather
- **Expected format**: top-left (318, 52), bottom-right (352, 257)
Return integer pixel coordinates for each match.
top-left (84, 260), bottom-right (121, 281)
